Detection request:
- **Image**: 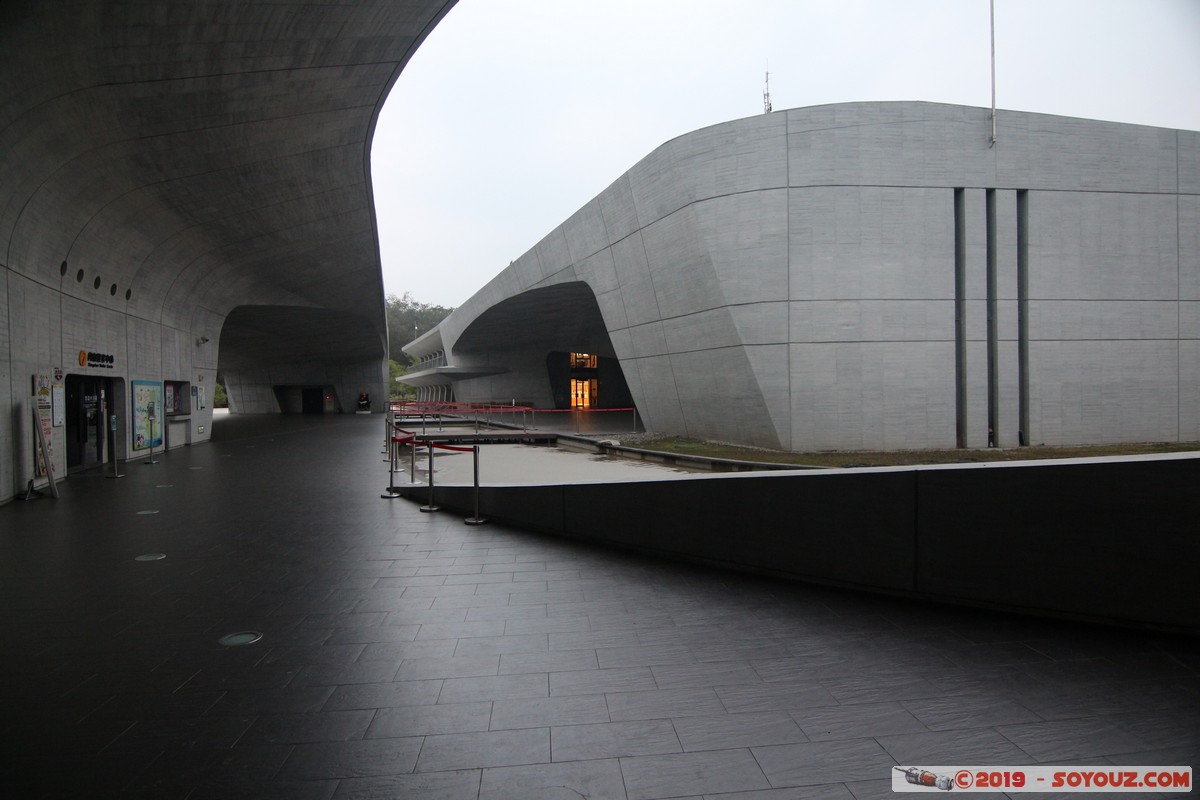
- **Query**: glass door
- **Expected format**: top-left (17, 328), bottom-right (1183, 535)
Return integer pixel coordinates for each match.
top-left (570, 378), bottom-right (597, 408)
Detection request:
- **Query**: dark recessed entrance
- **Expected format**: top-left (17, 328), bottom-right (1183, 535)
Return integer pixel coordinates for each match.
top-left (302, 387), bottom-right (324, 414)
top-left (273, 385), bottom-right (339, 414)
top-left (65, 375), bottom-right (113, 472)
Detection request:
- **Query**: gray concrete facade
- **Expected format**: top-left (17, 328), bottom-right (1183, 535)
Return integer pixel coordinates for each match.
top-left (405, 102), bottom-right (1200, 452)
top-left (1, 0), bottom-right (456, 504)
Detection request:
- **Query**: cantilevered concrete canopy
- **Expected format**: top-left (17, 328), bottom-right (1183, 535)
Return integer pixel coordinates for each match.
top-left (402, 282), bottom-right (626, 406)
top-left (455, 283), bottom-right (616, 356)
top-left (1, 0), bottom-right (456, 503)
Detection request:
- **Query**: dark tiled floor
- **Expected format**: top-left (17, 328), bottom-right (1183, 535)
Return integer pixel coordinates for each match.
top-left (1, 414), bottom-right (1197, 798)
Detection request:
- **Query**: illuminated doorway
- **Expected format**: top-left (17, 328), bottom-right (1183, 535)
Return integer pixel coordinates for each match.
top-left (568, 352), bottom-right (599, 408)
top-left (570, 377), bottom-right (598, 408)
top-left (546, 350), bottom-right (634, 411)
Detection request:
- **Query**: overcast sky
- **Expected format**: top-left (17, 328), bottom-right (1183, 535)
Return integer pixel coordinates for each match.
top-left (371, 0), bottom-right (1200, 308)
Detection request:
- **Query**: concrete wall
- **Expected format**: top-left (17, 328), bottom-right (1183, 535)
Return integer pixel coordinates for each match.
top-left (0, 1), bottom-right (456, 504)
top-left (405, 454), bottom-right (1200, 634)
top-left (410, 102), bottom-right (1199, 453)
top-left (454, 352), bottom-right (557, 408)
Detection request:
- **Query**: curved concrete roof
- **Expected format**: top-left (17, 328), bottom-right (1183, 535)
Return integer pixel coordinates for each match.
top-left (1, 0), bottom-right (455, 367)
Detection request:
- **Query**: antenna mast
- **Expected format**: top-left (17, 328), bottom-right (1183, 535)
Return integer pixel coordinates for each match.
top-left (763, 69), bottom-right (772, 114)
top-left (989, 0), bottom-right (996, 146)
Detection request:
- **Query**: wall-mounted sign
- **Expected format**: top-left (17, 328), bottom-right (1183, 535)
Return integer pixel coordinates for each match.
top-left (51, 385), bottom-right (65, 427)
top-left (78, 350), bottom-right (116, 369)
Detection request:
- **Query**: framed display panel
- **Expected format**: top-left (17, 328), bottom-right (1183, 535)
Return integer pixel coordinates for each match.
top-left (132, 380), bottom-right (163, 450)
top-left (164, 380), bottom-right (188, 414)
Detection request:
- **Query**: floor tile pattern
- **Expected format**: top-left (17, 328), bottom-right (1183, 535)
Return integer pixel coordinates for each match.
top-left (1, 415), bottom-right (1197, 798)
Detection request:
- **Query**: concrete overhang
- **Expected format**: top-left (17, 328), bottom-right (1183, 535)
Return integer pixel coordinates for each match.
top-left (1, 0), bottom-right (457, 374)
top-left (451, 282), bottom-right (616, 357)
top-left (398, 365), bottom-right (511, 387)
top-left (404, 327), bottom-right (446, 360)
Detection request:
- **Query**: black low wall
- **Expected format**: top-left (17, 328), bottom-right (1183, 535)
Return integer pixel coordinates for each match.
top-left (399, 455), bottom-right (1200, 634)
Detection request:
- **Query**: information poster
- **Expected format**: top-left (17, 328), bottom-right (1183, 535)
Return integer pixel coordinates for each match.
top-left (52, 385), bottom-right (65, 427)
top-left (33, 374), bottom-right (57, 476)
top-left (132, 380), bottom-right (163, 451)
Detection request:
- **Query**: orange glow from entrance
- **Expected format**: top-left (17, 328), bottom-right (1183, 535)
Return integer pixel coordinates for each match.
top-left (570, 352), bottom-right (598, 369)
top-left (570, 378), bottom-right (597, 408)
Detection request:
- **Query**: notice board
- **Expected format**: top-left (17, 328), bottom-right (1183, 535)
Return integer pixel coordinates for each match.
top-left (132, 380), bottom-right (163, 451)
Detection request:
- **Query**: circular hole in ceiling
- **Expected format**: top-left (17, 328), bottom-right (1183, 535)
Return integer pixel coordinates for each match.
top-left (75, 269), bottom-right (84, 282)
top-left (93, 276), bottom-right (101, 290)
top-left (110, 284), bottom-right (117, 296)
top-left (60, 261), bottom-right (68, 276)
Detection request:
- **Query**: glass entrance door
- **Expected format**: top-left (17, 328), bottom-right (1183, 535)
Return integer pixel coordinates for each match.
top-left (66, 375), bottom-right (108, 471)
top-left (569, 378), bottom-right (597, 408)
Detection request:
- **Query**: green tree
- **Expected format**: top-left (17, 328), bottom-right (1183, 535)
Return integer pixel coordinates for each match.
top-left (386, 291), bottom-right (453, 363)
top-left (385, 292), bottom-right (453, 401)
top-left (389, 359), bottom-right (416, 401)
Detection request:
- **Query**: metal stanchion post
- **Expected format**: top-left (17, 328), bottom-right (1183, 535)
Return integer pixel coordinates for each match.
top-left (104, 397), bottom-right (123, 479)
top-left (381, 435), bottom-right (402, 498)
top-left (144, 414), bottom-right (158, 465)
top-left (410, 439), bottom-right (417, 482)
top-left (464, 445), bottom-right (486, 526)
top-left (420, 444), bottom-right (439, 512)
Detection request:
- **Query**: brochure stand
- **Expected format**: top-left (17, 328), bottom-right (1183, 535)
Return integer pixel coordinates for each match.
top-left (143, 400), bottom-right (158, 464)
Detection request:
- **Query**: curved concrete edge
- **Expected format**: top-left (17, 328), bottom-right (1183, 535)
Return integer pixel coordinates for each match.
top-left (399, 455), bottom-right (1200, 635)
top-left (552, 434), bottom-right (821, 472)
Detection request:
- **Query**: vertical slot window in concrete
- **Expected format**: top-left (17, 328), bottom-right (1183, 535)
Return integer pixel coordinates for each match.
top-left (1017, 189), bottom-right (1030, 445)
top-left (986, 188), bottom-right (998, 447)
top-left (954, 188), bottom-right (967, 448)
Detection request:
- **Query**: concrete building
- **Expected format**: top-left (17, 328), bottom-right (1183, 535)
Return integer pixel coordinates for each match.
top-left (1, 0), bottom-right (456, 505)
top-left (2, 11), bottom-right (1198, 795)
top-left (403, 101), bottom-right (1200, 453)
